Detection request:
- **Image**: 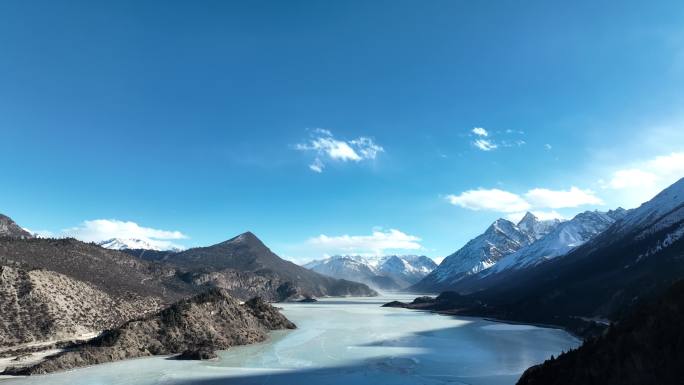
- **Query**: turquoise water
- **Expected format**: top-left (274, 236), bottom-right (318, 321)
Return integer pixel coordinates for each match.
top-left (0, 295), bottom-right (579, 385)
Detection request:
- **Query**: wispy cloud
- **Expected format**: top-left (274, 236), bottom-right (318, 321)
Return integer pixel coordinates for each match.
top-left (470, 127), bottom-right (524, 151)
top-left (446, 186), bottom-right (602, 215)
top-left (306, 228), bottom-right (422, 255)
top-left (473, 139), bottom-right (498, 151)
top-left (309, 157), bottom-right (325, 173)
top-left (472, 127), bottom-right (488, 137)
top-left (62, 219), bottom-right (188, 250)
top-left (296, 129), bottom-right (384, 172)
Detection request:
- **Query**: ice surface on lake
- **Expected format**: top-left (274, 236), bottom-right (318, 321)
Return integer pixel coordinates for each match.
top-left (0, 295), bottom-right (579, 385)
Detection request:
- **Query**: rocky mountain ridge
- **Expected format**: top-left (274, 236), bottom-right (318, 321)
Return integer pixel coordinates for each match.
top-left (412, 213), bottom-right (562, 292)
top-left (2, 288), bottom-right (295, 375)
top-left (159, 232), bottom-right (377, 300)
top-left (395, 178), bottom-right (684, 338)
top-left (0, 214), bottom-right (33, 239)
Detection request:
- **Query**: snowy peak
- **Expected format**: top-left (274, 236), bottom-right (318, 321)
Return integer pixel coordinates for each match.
top-left (486, 218), bottom-right (519, 237)
top-left (416, 217), bottom-right (536, 291)
top-left (304, 254), bottom-right (437, 290)
top-left (606, 207), bottom-right (628, 221)
top-left (489, 209), bottom-right (618, 273)
top-left (98, 238), bottom-right (184, 252)
top-left (517, 212), bottom-right (562, 241)
top-left (617, 177), bottom-right (684, 236)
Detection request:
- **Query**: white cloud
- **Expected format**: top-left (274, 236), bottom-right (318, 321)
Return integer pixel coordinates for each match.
top-left (544, 143), bottom-right (552, 150)
top-left (506, 210), bottom-right (565, 223)
top-left (605, 168), bottom-right (658, 190)
top-left (62, 219), bottom-right (187, 250)
top-left (472, 127), bottom-right (488, 137)
top-left (446, 189), bottom-right (531, 213)
top-left (349, 137), bottom-right (384, 159)
top-left (605, 152), bottom-right (684, 190)
top-left (524, 187), bottom-right (603, 208)
top-left (309, 158), bottom-right (324, 173)
top-left (601, 152), bottom-right (684, 208)
top-left (307, 229), bottom-right (422, 255)
top-left (473, 139), bottom-right (498, 151)
top-left (447, 186), bottom-right (603, 214)
top-left (296, 129), bottom-right (384, 172)
top-left (470, 127), bottom-right (527, 151)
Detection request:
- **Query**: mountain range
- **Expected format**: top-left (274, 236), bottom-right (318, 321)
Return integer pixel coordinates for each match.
top-left (395, 177), bottom-right (684, 338)
top-left (412, 208), bottom-right (627, 293)
top-left (412, 213), bottom-right (562, 292)
top-left (98, 238), bottom-right (185, 252)
top-left (304, 255), bottom-right (437, 290)
top-left (0, 224), bottom-right (375, 356)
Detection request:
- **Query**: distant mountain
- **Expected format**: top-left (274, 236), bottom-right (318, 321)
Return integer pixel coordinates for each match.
top-left (517, 279), bottom-right (684, 385)
top-left (481, 178), bottom-right (684, 322)
top-left (485, 209), bottom-right (627, 275)
top-left (161, 232), bottom-right (377, 300)
top-left (0, 214), bottom-right (33, 239)
top-left (412, 214), bottom-right (561, 292)
top-left (304, 255), bottom-right (437, 290)
top-left (401, 178), bottom-right (684, 337)
top-left (443, 209), bottom-right (627, 294)
top-left (98, 238), bottom-right (184, 252)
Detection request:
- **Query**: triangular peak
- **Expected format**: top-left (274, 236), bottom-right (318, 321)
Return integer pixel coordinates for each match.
top-left (218, 231), bottom-right (266, 248)
top-left (517, 211), bottom-right (538, 226)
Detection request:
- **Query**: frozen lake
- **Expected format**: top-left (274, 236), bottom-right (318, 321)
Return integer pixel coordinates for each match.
top-left (0, 295), bottom-right (579, 385)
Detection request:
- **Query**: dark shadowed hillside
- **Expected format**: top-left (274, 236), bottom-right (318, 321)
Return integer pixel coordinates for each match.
top-left (391, 178), bottom-right (684, 337)
top-left (517, 280), bottom-right (684, 385)
top-left (0, 237), bottom-right (193, 300)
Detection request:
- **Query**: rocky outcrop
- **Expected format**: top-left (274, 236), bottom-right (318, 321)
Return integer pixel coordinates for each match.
top-left (0, 237), bottom-right (198, 348)
top-left (3, 288), bottom-right (295, 375)
top-left (0, 266), bottom-right (162, 347)
top-left (0, 214), bottom-right (33, 239)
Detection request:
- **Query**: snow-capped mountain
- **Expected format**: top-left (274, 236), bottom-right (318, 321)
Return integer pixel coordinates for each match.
top-left (517, 212), bottom-right (562, 241)
top-left (304, 255), bottom-right (437, 290)
top-left (412, 214), bottom-right (562, 292)
top-left (485, 209), bottom-right (627, 274)
top-left (613, 178), bottom-right (684, 262)
top-left (464, 177), bottom-right (684, 324)
top-left (98, 238), bottom-right (184, 252)
top-left (615, 179), bottom-right (684, 240)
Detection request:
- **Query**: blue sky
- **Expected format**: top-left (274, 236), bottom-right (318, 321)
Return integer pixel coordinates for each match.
top-left (2, 0), bottom-right (684, 262)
